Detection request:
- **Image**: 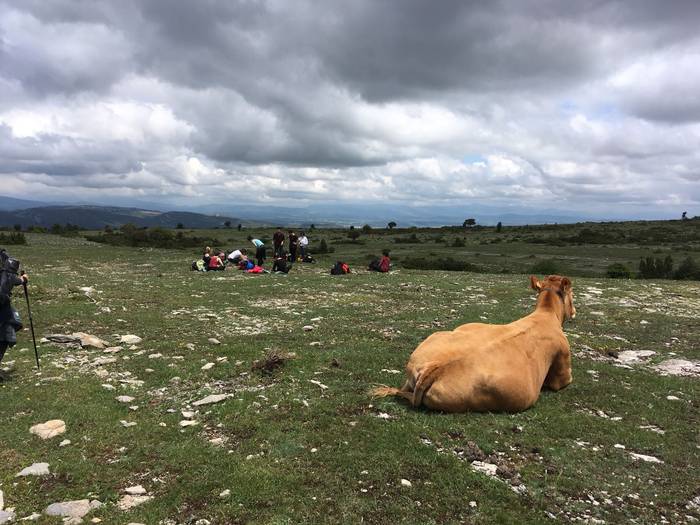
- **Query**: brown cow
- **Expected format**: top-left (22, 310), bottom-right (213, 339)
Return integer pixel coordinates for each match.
top-left (373, 275), bottom-right (576, 413)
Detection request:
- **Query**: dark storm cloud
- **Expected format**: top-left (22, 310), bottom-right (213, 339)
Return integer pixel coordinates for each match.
top-left (0, 0), bottom-right (699, 215)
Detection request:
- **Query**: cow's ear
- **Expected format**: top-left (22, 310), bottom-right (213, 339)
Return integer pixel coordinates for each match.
top-left (560, 277), bottom-right (571, 292)
top-left (530, 275), bottom-right (542, 291)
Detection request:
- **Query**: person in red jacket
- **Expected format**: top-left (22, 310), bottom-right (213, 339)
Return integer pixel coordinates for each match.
top-left (369, 250), bottom-right (391, 272)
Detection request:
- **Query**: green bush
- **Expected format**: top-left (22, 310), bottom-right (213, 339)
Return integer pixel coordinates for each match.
top-left (606, 263), bottom-right (632, 278)
top-left (85, 228), bottom-right (220, 249)
top-left (0, 232), bottom-right (27, 245)
top-left (394, 233), bottom-right (421, 244)
top-left (312, 239), bottom-right (335, 254)
top-left (673, 257), bottom-right (700, 280)
top-left (528, 259), bottom-right (562, 276)
top-left (402, 256), bottom-right (480, 272)
top-left (638, 255), bottom-right (673, 279)
top-left (452, 237), bottom-right (465, 247)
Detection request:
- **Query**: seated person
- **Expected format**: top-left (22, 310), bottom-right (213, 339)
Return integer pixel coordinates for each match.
top-left (368, 250), bottom-right (391, 272)
top-left (208, 251), bottom-right (226, 271)
top-left (272, 253), bottom-right (291, 274)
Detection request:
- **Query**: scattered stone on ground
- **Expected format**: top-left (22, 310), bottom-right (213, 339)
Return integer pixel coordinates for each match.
top-left (59, 439), bottom-right (72, 447)
top-left (179, 420), bottom-right (199, 427)
top-left (119, 335), bottom-right (142, 345)
top-left (629, 452), bottom-right (664, 464)
top-left (72, 332), bottom-right (108, 349)
top-left (219, 489), bottom-right (230, 498)
top-left (471, 461), bottom-right (498, 477)
top-left (124, 485), bottom-right (147, 495)
top-left (117, 494), bottom-right (153, 511)
top-left (201, 362), bottom-right (215, 370)
top-left (116, 395), bottom-right (135, 403)
top-left (309, 379), bottom-right (328, 390)
top-left (192, 394), bottom-right (230, 406)
top-left (30, 420), bottom-right (66, 440)
top-left (653, 359), bottom-right (700, 378)
top-left (303, 325), bottom-right (314, 331)
top-left (44, 499), bottom-right (101, 524)
top-left (208, 338), bottom-right (221, 345)
top-left (16, 462), bottom-right (51, 477)
top-left (400, 479), bottom-right (412, 487)
top-left (0, 510), bottom-right (14, 524)
top-left (616, 350), bottom-right (656, 365)
top-left (120, 420), bottom-right (137, 428)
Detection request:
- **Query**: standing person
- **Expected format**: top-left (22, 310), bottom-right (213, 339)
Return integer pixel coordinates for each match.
top-left (299, 231), bottom-right (309, 259)
top-left (288, 230), bottom-right (299, 262)
top-left (0, 250), bottom-right (28, 373)
top-left (227, 248), bottom-right (247, 266)
top-left (272, 228), bottom-right (285, 258)
top-left (248, 236), bottom-right (266, 266)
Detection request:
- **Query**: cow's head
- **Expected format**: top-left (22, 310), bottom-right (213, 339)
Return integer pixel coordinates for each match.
top-left (530, 275), bottom-right (576, 321)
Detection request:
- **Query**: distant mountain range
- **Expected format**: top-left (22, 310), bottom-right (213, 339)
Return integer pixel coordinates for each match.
top-left (0, 194), bottom-right (678, 228)
top-left (0, 204), bottom-right (242, 230)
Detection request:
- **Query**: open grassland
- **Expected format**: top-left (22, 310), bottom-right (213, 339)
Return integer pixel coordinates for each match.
top-left (0, 227), bottom-right (698, 524)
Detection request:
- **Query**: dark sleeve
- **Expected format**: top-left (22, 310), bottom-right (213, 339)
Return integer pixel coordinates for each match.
top-left (11, 274), bottom-right (23, 287)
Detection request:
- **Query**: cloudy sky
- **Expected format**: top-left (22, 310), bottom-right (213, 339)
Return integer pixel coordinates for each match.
top-left (1, 0), bottom-right (699, 220)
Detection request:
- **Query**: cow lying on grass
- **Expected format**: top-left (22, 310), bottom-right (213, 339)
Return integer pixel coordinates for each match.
top-left (373, 275), bottom-right (577, 413)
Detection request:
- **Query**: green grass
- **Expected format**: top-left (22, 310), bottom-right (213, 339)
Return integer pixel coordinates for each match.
top-left (0, 225), bottom-right (698, 524)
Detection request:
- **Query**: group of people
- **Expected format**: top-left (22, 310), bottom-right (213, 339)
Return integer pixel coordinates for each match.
top-left (0, 249), bottom-right (28, 374)
top-left (195, 229), bottom-right (312, 275)
top-left (193, 226), bottom-right (396, 276)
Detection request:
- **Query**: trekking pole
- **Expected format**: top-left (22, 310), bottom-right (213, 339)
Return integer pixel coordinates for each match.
top-left (20, 271), bottom-right (40, 370)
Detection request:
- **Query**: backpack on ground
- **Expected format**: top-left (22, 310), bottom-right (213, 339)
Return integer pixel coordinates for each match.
top-left (191, 259), bottom-right (207, 272)
top-left (302, 254), bottom-right (315, 263)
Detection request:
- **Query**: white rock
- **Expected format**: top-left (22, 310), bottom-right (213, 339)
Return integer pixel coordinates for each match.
top-left (103, 346), bottom-right (122, 354)
top-left (0, 489), bottom-right (3, 510)
top-left (616, 350), bottom-right (656, 364)
top-left (201, 362), bottom-right (215, 370)
top-left (302, 325), bottom-right (314, 331)
top-left (400, 479), bottom-right (412, 487)
top-left (309, 341), bottom-right (321, 347)
top-left (101, 384), bottom-right (115, 391)
top-left (469, 501), bottom-right (477, 508)
top-left (20, 512), bottom-right (41, 521)
top-left (181, 411), bottom-right (195, 418)
top-left (219, 489), bottom-right (231, 498)
top-left (44, 500), bottom-right (101, 522)
top-left (116, 396), bottom-right (135, 403)
top-left (119, 335), bottom-right (142, 345)
top-left (179, 420), bottom-right (199, 428)
top-left (653, 359), bottom-right (700, 378)
top-left (308, 380), bottom-right (328, 390)
top-left (629, 452), bottom-right (663, 464)
top-left (192, 394), bottom-right (229, 407)
top-left (72, 332), bottom-right (108, 349)
top-left (29, 420), bottom-right (66, 440)
top-left (0, 510), bottom-right (14, 524)
top-left (117, 495), bottom-right (152, 511)
top-left (120, 420), bottom-right (137, 428)
top-left (124, 485), bottom-right (147, 496)
top-left (15, 463), bottom-right (51, 478)
top-left (666, 395), bottom-right (681, 401)
top-left (208, 338), bottom-right (221, 345)
top-left (471, 461), bottom-right (498, 477)
top-left (59, 439), bottom-right (71, 447)
top-left (148, 353), bottom-right (163, 359)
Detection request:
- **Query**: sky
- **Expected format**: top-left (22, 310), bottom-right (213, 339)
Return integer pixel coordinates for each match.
top-left (1, 0), bottom-right (699, 220)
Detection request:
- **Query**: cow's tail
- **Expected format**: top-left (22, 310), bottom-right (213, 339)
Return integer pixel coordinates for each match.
top-left (371, 362), bottom-right (442, 408)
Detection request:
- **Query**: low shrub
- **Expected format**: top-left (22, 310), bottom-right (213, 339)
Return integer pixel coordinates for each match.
top-left (606, 263), bottom-right (632, 278)
top-left (0, 232), bottom-right (27, 245)
top-left (528, 259), bottom-right (562, 276)
top-left (394, 233), bottom-right (421, 244)
top-left (85, 228), bottom-right (220, 249)
top-left (673, 257), bottom-right (700, 280)
top-left (402, 256), bottom-right (480, 272)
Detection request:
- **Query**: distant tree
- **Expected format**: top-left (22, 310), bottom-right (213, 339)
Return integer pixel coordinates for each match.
top-left (682, 211), bottom-right (688, 220)
top-left (362, 224), bottom-right (372, 233)
top-left (50, 223), bottom-right (62, 235)
top-left (224, 220), bottom-right (231, 228)
top-left (348, 230), bottom-right (361, 242)
top-left (463, 218), bottom-right (476, 228)
top-left (237, 223), bottom-right (242, 231)
top-left (104, 225), bottom-right (113, 233)
top-left (176, 223), bottom-right (184, 229)
top-left (349, 225), bottom-right (355, 230)
top-left (496, 221), bottom-right (502, 233)
top-left (387, 221), bottom-right (397, 230)
top-left (310, 224), bottom-right (316, 230)
top-left (13, 224), bottom-right (21, 232)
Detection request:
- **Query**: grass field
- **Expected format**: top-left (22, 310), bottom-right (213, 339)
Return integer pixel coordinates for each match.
top-left (0, 222), bottom-right (699, 524)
